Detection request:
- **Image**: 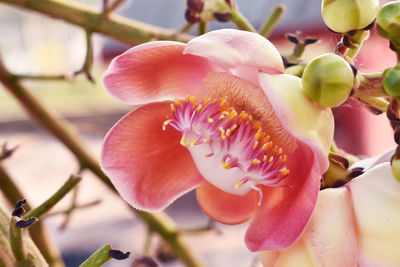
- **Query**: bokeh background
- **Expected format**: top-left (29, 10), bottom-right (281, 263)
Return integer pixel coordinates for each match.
top-left (0, 0), bottom-right (397, 266)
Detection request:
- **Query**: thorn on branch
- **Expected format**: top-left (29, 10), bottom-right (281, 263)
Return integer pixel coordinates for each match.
top-left (16, 217), bottom-right (37, 228)
top-left (12, 199), bottom-right (26, 217)
top-left (108, 249), bottom-right (131, 260)
top-left (0, 142), bottom-right (19, 161)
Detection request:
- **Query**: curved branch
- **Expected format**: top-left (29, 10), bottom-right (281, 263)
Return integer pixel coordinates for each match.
top-left (0, 0), bottom-right (193, 45)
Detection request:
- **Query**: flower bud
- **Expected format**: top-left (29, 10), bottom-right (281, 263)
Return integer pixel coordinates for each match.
top-left (383, 64), bottom-right (400, 99)
top-left (321, 0), bottom-right (379, 33)
top-left (302, 53), bottom-right (354, 107)
top-left (391, 146), bottom-right (400, 183)
top-left (377, 1), bottom-right (400, 49)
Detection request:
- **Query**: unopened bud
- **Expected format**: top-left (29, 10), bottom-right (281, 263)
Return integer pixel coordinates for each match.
top-left (302, 53), bottom-right (354, 107)
top-left (383, 64), bottom-right (400, 99)
top-left (377, 1), bottom-right (400, 50)
top-left (321, 0), bottom-right (379, 33)
top-left (391, 146), bottom-right (400, 183)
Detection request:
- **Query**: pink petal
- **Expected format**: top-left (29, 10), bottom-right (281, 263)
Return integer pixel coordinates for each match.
top-left (245, 141), bottom-right (320, 251)
top-left (196, 181), bottom-right (259, 225)
top-left (184, 29), bottom-right (284, 75)
top-left (263, 187), bottom-right (358, 266)
top-left (102, 41), bottom-right (224, 105)
top-left (295, 187), bottom-right (358, 266)
top-left (347, 163), bottom-right (400, 266)
top-left (101, 101), bottom-right (203, 210)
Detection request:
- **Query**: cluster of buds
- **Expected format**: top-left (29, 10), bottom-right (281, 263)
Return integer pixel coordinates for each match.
top-left (302, 53), bottom-right (355, 107)
top-left (185, 0), bottom-right (235, 24)
top-left (377, 1), bottom-right (400, 53)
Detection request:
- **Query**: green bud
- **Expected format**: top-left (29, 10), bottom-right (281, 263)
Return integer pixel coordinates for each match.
top-left (391, 146), bottom-right (400, 183)
top-left (200, 0), bottom-right (233, 22)
top-left (377, 1), bottom-right (400, 49)
top-left (383, 64), bottom-right (400, 98)
top-left (321, 0), bottom-right (379, 33)
top-left (302, 53), bottom-right (354, 107)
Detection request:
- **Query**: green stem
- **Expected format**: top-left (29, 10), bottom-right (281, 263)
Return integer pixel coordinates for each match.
top-left (0, 57), bottom-right (204, 267)
top-left (198, 21), bottom-right (208, 35)
top-left (345, 30), bottom-right (368, 59)
top-left (0, 0), bottom-right (193, 45)
top-left (75, 29), bottom-right (94, 83)
top-left (10, 74), bottom-right (68, 81)
top-left (9, 216), bottom-right (26, 263)
top-left (79, 244), bottom-right (112, 267)
top-left (359, 96), bottom-right (389, 113)
top-left (230, 8), bottom-right (256, 32)
top-left (293, 44), bottom-right (306, 58)
top-left (23, 175), bottom-right (81, 220)
top-left (258, 5), bottom-right (285, 37)
top-left (353, 72), bottom-right (386, 98)
top-left (179, 23), bottom-right (195, 33)
top-left (103, 0), bottom-right (125, 15)
top-left (0, 165), bottom-right (65, 267)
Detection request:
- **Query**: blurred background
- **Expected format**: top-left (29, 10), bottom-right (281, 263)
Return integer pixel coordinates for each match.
top-left (0, 0), bottom-right (397, 266)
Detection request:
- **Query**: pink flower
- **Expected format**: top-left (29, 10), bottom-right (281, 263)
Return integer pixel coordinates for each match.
top-left (101, 29), bottom-right (334, 251)
top-left (260, 151), bottom-right (400, 266)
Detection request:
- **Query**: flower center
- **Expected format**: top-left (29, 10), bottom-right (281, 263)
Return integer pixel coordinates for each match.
top-left (163, 96), bottom-right (290, 205)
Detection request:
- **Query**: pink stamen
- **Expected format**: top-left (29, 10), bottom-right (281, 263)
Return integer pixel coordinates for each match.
top-left (163, 96), bottom-right (290, 204)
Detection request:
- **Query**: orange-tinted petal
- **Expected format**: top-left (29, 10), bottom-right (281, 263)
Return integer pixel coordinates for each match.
top-left (245, 141), bottom-right (319, 251)
top-left (101, 102), bottom-right (203, 210)
top-left (196, 181), bottom-right (258, 225)
top-left (102, 41), bottom-right (224, 105)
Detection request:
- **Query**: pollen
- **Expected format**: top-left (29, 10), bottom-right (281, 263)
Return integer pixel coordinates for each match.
top-left (163, 96), bottom-right (290, 203)
top-left (280, 167), bottom-right (290, 176)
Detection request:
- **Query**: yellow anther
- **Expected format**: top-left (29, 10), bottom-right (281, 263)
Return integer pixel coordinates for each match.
top-left (263, 155), bottom-right (267, 161)
top-left (230, 124), bottom-right (237, 131)
top-left (249, 115), bottom-right (253, 121)
top-left (264, 135), bottom-right (270, 142)
top-left (261, 143), bottom-right (268, 150)
top-left (283, 155), bottom-right (287, 162)
top-left (180, 137), bottom-right (186, 146)
top-left (229, 110), bottom-right (238, 118)
top-left (222, 162), bottom-right (232, 169)
top-left (252, 159), bottom-right (261, 165)
top-left (235, 181), bottom-right (243, 188)
top-left (205, 153), bottom-right (213, 157)
top-left (207, 117), bottom-right (214, 123)
top-left (170, 104), bottom-right (175, 111)
top-left (269, 156), bottom-right (274, 162)
top-left (204, 137), bottom-right (210, 143)
top-left (253, 141), bottom-right (259, 149)
top-left (162, 120), bottom-right (171, 131)
top-left (255, 130), bottom-right (262, 139)
top-left (226, 129), bottom-right (231, 137)
top-left (190, 140), bottom-right (197, 146)
top-left (204, 98), bottom-right (210, 104)
top-left (254, 121), bottom-right (262, 129)
top-left (280, 167), bottom-right (290, 176)
top-left (278, 147), bottom-right (283, 154)
top-left (189, 96), bottom-right (195, 102)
